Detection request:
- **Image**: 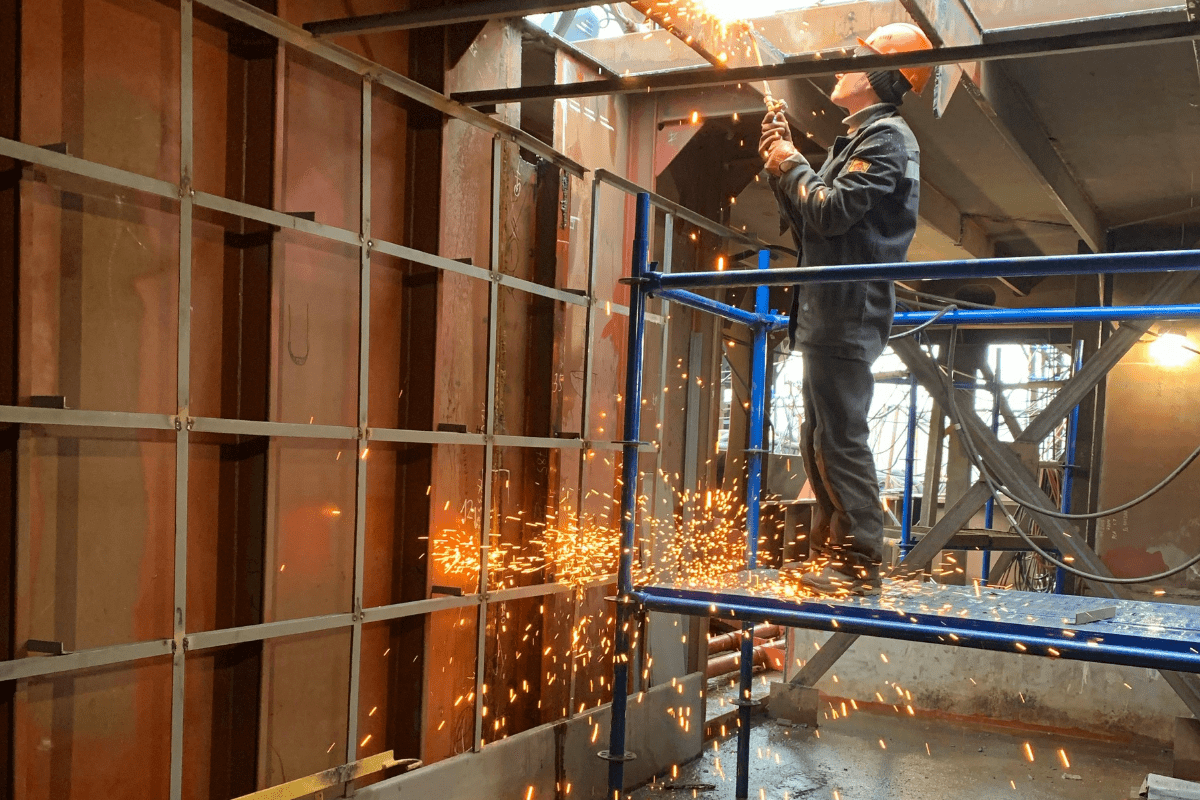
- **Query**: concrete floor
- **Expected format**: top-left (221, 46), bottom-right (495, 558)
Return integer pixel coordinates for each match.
top-left (634, 701), bottom-right (1169, 800)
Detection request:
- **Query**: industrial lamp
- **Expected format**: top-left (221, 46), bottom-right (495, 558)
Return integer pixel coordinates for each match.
top-left (1149, 328), bottom-right (1198, 367)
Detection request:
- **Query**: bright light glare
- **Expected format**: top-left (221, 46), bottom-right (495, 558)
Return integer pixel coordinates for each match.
top-left (693, 0), bottom-right (820, 23)
top-left (1150, 332), bottom-right (1196, 367)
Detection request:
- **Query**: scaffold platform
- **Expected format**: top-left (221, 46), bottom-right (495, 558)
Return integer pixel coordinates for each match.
top-left (635, 570), bottom-right (1200, 674)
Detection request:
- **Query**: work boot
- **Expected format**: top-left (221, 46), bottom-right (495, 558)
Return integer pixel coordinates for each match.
top-left (800, 565), bottom-right (881, 597)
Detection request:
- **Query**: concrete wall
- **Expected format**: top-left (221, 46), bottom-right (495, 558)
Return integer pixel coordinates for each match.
top-left (1096, 274), bottom-right (1200, 599)
top-left (788, 629), bottom-right (1190, 744)
top-left (359, 672), bottom-right (705, 800)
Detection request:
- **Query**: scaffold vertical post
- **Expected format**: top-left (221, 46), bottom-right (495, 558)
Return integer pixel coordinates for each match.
top-left (1056, 339), bottom-right (1084, 594)
top-left (735, 249), bottom-right (771, 800)
top-left (606, 192), bottom-right (651, 798)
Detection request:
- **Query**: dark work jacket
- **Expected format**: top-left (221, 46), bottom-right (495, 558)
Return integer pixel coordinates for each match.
top-left (771, 104), bottom-right (920, 363)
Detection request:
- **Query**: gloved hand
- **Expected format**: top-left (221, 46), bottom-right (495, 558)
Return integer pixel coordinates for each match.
top-left (763, 140), bottom-right (801, 177)
top-left (758, 111), bottom-right (793, 163)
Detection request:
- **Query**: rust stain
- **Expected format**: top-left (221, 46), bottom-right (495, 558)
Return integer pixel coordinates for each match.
top-left (1103, 546), bottom-right (1170, 579)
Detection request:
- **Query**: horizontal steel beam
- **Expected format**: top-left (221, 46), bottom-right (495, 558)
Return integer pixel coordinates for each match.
top-left (651, 248), bottom-right (1200, 291)
top-left (361, 595), bottom-right (481, 624)
top-left (0, 405), bottom-right (175, 430)
top-left (304, 1), bottom-right (594, 37)
top-left (190, 416), bottom-right (358, 440)
top-left (0, 639), bottom-right (174, 682)
top-left (451, 18), bottom-right (1200, 105)
top-left (185, 614), bottom-right (356, 651)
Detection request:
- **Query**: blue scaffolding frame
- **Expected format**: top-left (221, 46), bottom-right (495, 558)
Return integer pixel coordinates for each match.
top-left (604, 192), bottom-right (1200, 799)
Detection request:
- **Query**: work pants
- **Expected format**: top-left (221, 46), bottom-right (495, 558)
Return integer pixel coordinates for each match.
top-left (800, 351), bottom-right (884, 576)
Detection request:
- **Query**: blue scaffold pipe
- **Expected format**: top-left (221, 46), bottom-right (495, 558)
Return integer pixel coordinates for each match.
top-left (1055, 340), bottom-right (1085, 595)
top-left (656, 288), bottom-right (761, 327)
top-left (735, 251), bottom-right (770, 800)
top-left (630, 591), bottom-right (1200, 675)
top-left (607, 192), bottom-right (650, 797)
top-left (766, 304), bottom-right (1200, 331)
top-left (649, 248), bottom-right (1200, 292)
top-left (900, 375), bottom-right (918, 555)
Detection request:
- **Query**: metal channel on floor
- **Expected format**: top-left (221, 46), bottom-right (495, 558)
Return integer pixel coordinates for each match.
top-left (605, 191), bottom-right (1200, 799)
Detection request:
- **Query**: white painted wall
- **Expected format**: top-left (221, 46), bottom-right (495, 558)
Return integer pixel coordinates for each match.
top-left (787, 630), bottom-right (1190, 744)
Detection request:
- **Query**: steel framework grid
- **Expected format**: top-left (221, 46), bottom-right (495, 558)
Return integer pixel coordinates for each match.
top-left (0, 2), bottom-right (772, 798)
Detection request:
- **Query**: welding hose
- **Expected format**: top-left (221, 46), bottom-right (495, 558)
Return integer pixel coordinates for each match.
top-left (989, 442), bottom-right (1200, 521)
top-left (932, 331), bottom-right (1200, 520)
top-left (939, 336), bottom-right (1200, 584)
top-left (889, 303), bottom-right (957, 340)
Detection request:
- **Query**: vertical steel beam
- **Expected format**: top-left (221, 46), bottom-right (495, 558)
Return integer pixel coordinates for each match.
top-left (982, 350), bottom-right (1002, 584)
top-left (344, 75), bottom-right (372, 777)
top-left (734, 251), bottom-right (769, 800)
top-left (567, 174), bottom-right (603, 723)
top-left (474, 135), bottom-right (503, 751)
top-left (650, 213), bottom-right (673, 531)
top-left (576, 175), bottom-right (601, 531)
top-left (170, 4), bottom-right (194, 800)
top-left (605, 193), bottom-right (650, 798)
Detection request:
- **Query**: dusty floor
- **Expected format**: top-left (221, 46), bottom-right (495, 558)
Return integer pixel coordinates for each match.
top-left (634, 697), bottom-right (1168, 800)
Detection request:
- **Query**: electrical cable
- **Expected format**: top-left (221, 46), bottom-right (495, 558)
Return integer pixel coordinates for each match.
top-left (937, 335), bottom-right (1200, 584)
top-left (988, 442), bottom-right (1200, 521)
top-left (943, 336), bottom-right (1200, 520)
top-left (889, 304), bottom-right (957, 340)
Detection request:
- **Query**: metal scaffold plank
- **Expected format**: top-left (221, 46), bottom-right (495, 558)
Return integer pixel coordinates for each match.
top-left (638, 575), bottom-right (1200, 675)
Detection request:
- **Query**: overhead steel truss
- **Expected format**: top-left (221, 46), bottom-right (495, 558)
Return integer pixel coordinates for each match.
top-left (303, 1), bottom-right (605, 37)
top-left (452, 16), bottom-right (1200, 105)
top-left (608, 191), bottom-right (1200, 799)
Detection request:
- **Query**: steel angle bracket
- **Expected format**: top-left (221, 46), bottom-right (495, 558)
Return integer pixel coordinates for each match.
top-left (231, 751), bottom-right (418, 800)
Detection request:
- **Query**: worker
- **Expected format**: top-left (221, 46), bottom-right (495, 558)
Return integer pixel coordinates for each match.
top-left (758, 23), bottom-right (933, 596)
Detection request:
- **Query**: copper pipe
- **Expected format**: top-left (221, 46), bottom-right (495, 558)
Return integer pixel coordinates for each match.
top-left (706, 638), bottom-right (786, 678)
top-left (707, 624), bottom-right (781, 654)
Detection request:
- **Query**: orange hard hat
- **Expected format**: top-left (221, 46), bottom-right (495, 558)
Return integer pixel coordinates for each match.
top-left (857, 23), bottom-right (935, 95)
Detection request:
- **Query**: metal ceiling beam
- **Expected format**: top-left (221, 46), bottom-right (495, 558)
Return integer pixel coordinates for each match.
top-left (897, 0), bottom-right (984, 117)
top-left (984, 5), bottom-right (1189, 43)
top-left (451, 18), bottom-right (1200, 105)
top-left (304, 1), bottom-right (598, 37)
top-left (899, 0), bottom-right (1108, 253)
top-left (620, 2), bottom-right (845, 147)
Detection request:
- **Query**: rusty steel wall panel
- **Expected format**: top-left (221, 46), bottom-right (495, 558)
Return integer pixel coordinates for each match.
top-left (20, 0), bottom-right (182, 183)
top-left (258, 628), bottom-right (351, 787)
top-left (15, 657), bottom-right (174, 800)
